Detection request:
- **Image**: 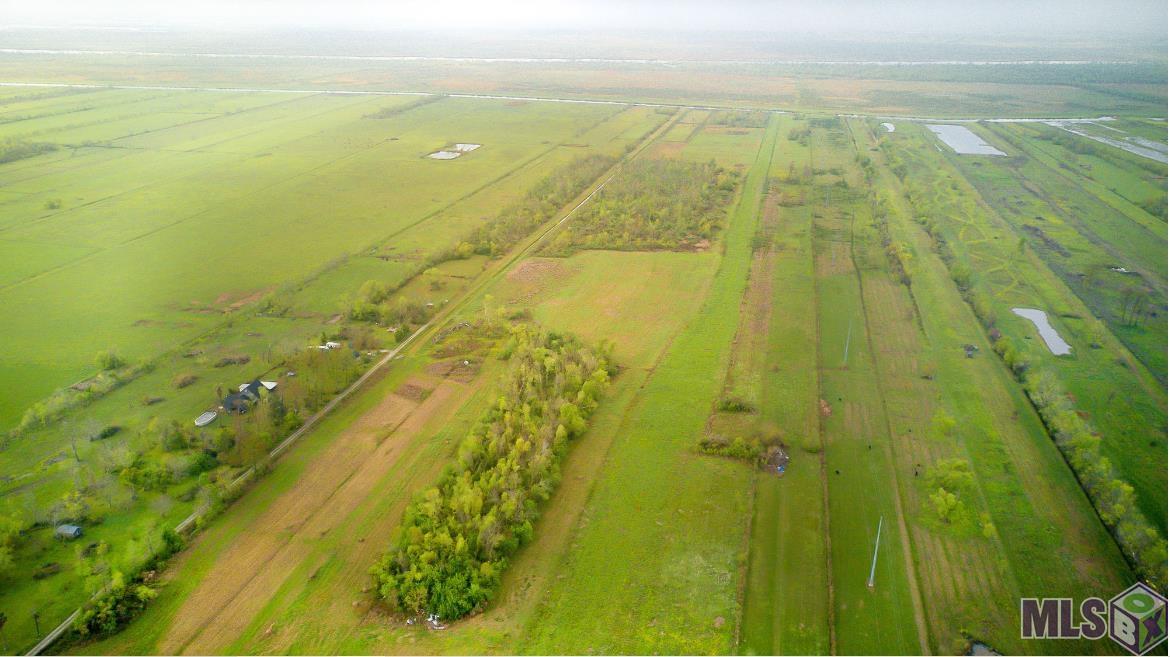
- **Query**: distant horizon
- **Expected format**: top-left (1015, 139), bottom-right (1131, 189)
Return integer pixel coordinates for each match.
top-left (0, 0), bottom-right (1166, 38)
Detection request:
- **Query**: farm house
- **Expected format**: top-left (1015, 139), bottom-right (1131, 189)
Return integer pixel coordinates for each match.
top-left (222, 379), bottom-right (278, 414)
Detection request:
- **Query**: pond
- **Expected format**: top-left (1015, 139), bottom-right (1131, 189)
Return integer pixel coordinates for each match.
top-left (1011, 308), bottom-right (1072, 355)
top-left (427, 143), bottom-right (482, 159)
top-left (927, 124), bottom-right (1005, 156)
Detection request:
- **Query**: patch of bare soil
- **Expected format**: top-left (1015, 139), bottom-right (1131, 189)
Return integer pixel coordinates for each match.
top-left (504, 258), bottom-right (571, 306)
top-left (426, 358), bottom-right (481, 383)
top-left (394, 381), bottom-right (433, 402)
top-left (506, 258), bottom-right (566, 285)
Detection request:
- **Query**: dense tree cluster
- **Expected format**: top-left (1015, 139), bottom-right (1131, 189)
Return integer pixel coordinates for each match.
top-left (72, 530), bottom-right (183, 639)
top-left (371, 326), bottom-right (611, 619)
top-left (546, 159), bottom-right (740, 254)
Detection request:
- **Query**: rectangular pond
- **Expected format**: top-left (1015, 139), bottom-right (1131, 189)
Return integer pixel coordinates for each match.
top-left (927, 124), bottom-right (1005, 156)
top-left (1012, 307), bottom-right (1072, 355)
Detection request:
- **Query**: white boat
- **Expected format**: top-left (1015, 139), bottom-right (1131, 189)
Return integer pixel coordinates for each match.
top-left (195, 410), bottom-right (218, 427)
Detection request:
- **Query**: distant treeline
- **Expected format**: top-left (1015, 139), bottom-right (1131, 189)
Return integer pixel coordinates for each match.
top-left (371, 324), bottom-right (612, 619)
top-left (545, 158), bottom-right (740, 254)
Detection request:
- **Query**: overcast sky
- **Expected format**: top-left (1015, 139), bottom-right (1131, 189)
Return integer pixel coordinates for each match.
top-left (1, 0), bottom-right (1166, 36)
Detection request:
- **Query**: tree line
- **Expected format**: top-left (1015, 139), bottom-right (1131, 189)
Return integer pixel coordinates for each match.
top-left (370, 324), bottom-right (612, 620)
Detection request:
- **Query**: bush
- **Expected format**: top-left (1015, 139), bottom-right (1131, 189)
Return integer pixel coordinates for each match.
top-left (172, 373), bottom-right (197, 389)
top-left (95, 349), bottom-right (125, 371)
top-left (717, 396), bottom-right (756, 413)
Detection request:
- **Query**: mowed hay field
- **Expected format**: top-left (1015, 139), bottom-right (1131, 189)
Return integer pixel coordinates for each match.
top-left (0, 90), bottom-right (623, 427)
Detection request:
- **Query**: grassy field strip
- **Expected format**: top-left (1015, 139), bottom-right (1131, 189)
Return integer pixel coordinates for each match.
top-left (864, 119), bottom-right (1133, 653)
top-left (847, 191), bottom-right (932, 655)
top-left (739, 115), bottom-right (829, 655)
top-left (517, 117), bottom-right (777, 654)
top-left (807, 123), bottom-right (925, 655)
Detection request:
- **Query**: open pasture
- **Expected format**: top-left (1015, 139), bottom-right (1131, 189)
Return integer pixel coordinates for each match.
top-left (0, 91), bottom-right (623, 428)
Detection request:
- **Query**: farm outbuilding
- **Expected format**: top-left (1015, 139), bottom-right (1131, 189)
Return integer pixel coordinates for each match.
top-left (55, 524), bottom-right (83, 540)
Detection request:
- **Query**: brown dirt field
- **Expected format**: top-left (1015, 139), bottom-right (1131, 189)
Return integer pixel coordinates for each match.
top-left (506, 258), bottom-right (566, 285)
top-left (158, 376), bottom-right (464, 655)
top-left (503, 258), bottom-right (573, 305)
top-left (394, 381), bottom-right (433, 402)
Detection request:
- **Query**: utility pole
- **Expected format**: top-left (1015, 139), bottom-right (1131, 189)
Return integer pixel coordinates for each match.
top-left (867, 515), bottom-right (883, 589)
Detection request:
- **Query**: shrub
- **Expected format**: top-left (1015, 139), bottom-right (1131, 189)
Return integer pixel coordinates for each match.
top-left (95, 349), bottom-right (125, 371)
top-left (717, 396), bottom-right (756, 413)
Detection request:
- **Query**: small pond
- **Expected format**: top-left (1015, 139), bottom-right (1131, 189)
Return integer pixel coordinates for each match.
top-left (1012, 307), bottom-right (1072, 355)
top-left (927, 124), bottom-right (1005, 156)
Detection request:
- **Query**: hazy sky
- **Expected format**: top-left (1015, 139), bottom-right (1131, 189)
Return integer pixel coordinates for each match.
top-left (1, 0), bottom-right (1166, 36)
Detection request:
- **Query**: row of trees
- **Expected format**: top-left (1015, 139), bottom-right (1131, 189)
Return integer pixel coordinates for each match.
top-left (371, 325), bottom-right (612, 620)
top-left (901, 168), bottom-right (1167, 590)
top-left (545, 159), bottom-right (740, 254)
